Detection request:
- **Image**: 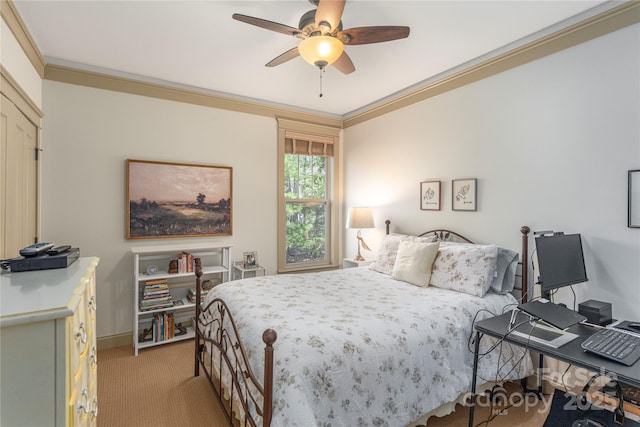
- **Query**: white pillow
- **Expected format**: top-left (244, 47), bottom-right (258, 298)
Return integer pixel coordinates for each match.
top-left (369, 234), bottom-right (436, 275)
top-left (391, 240), bottom-right (440, 287)
top-left (430, 243), bottom-right (498, 297)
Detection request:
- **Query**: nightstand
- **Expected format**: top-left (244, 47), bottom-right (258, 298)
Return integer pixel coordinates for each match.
top-left (233, 262), bottom-right (266, 280)
top-left (343, 258), bottom-right (373, 268)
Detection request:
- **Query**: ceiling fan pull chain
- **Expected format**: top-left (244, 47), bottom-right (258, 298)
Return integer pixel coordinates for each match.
top-left (319, 67), bottom-right (324, 98)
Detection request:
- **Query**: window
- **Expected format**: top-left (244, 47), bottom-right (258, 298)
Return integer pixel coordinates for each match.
top-left (277, 119), bottom-right (340, 273)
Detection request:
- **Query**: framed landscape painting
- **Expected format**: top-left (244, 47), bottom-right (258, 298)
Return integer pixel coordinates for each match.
top-left (126, 159), bottom-right (232, 239)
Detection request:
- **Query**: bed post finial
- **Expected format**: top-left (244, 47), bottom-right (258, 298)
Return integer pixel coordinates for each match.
top-left (385, 219), bottom-right (390, 235)
top-left (520, 226), bottom-right (530, 303)
top-left (262, 328), bottom-right (277, 427)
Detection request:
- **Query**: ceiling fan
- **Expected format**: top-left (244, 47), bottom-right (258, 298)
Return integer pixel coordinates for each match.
top-left (232, 0), bottom-right (410, 75)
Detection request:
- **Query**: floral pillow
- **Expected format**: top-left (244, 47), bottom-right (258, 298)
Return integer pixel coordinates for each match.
top-left (429, 243), bottom-right (498, 297)
top-left (369, 234), bottom-right (405, 275)
top-left (369, 233), bottom-right (437, 275)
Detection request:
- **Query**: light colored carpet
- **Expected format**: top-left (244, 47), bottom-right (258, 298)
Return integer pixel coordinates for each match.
top-left (97, 340), bottom-right (550, 426)
top-left (97, 340), bottom-right (227, 426)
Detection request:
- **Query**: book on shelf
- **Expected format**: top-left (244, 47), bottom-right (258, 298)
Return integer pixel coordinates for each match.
top-left (144, 279), bottom-right (167, 286)
top-left (140, 279), bottom-right (174, 311)
top-left (140, 301), bottom-right (174, 311)
top-left (187, 287), bottom-right (209, 303)
top-left (176, 251), bottom-right (195, 274)
top-left (151, 312), bottom-right (176, 342)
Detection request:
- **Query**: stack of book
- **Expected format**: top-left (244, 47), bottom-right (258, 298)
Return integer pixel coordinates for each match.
top-left (152, 312), bottom-right (175, 342)
top-left (140, 279), bottom-right (174, 311)
top-left (187, 287), bottom-right (209, 304)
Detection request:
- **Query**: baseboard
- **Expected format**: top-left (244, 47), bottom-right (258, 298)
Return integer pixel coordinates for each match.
top-left (97, 332), bottom-right (132, 351)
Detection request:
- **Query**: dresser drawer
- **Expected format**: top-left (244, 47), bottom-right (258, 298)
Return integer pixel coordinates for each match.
top-left (70, 352), bottom-right (97, 427)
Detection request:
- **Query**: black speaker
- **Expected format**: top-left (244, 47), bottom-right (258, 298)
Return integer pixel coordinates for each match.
top-left (578, 299), bottom-right (612, 326)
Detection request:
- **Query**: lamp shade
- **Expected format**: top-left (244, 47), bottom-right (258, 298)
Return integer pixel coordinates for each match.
top-left (298, 35), bottom-right (344, 68)
top-left (347, 207), bottom-right (374, 229)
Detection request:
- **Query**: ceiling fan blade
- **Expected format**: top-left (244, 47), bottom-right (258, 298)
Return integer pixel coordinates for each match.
top-left (232, 13), bottom-right (301, 37)
top-left (332, 51), bottom-right (355, 74)
top-left (338, 26), bottom-right (410, 45)
top-left (315, 0), bottom-right (346, 33)
top-left (265, 47), bottom-right (300, 67)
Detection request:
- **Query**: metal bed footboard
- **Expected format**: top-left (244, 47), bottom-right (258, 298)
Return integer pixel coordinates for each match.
top-left (194, 266), bottom-right (276, 427)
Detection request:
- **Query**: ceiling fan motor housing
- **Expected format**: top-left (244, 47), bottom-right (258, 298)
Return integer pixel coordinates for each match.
top-left (298, 9), bottom-right (342, 34)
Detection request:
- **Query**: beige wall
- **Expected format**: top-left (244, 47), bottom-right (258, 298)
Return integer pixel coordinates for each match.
top-left (343, 24), bottom-right (640, 321)
top-left (41, 81), bottom-right (279, 339)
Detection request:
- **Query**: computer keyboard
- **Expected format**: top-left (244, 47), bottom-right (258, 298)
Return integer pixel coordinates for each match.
top-left (581, 328), bottom-right (640, 366)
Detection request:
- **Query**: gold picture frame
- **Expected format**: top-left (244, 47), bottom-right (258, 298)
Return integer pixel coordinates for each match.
top-left (126, 159), bottom-right (232, 239)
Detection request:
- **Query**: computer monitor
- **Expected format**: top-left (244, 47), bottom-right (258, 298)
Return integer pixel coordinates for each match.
top-left (535, 233), bottom-right (588, 299)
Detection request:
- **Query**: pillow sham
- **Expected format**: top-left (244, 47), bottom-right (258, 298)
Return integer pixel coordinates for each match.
top-left (369, 233), bottom-right (405, 275)
top-left (369, 233), bottom-right (437, 275)
top-left (437, 242), bottom-right (519, 294)
top-left (430, 243), bottom-right (498, 297)
top-left (391, 240), bottom-right (440, 287)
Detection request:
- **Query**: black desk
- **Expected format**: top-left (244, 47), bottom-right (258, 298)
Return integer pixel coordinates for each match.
top-left (468, 311), bottom-right (640, 427)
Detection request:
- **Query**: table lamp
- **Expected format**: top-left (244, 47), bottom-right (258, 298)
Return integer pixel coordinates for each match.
top-left (347, 207), bottom-right (375, 261)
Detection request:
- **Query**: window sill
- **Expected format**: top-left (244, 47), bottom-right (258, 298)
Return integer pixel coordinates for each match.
top-left (278, 263), bottom-right (340, 274)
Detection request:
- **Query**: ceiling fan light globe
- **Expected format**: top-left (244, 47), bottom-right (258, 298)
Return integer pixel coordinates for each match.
top-left (298, 36), bottom-right (344, 68)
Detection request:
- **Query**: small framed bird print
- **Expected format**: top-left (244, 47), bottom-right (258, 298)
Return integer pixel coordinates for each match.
top-left (452, 178), bottom-right (477, 211)
top-left (420, 181), bottom-right (441, 211)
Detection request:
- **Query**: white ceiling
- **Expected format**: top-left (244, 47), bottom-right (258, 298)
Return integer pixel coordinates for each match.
top-left (13, 0), bottom-right (614, 118)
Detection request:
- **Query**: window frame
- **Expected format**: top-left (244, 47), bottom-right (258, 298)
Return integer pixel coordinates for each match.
top-left (277, 118), bottom-right (341, 273)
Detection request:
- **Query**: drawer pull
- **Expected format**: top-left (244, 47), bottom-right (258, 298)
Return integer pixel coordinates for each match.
top-left (75, 322), bottom-right (87, 344)
top-left (76, 389), bottom-right (90, 414)
top-left (88, 295), bottom-right (96, 312)
top-left (91, 396), bottom-right (98, 419)
top-left (90, 345), bottom-right (98, 366)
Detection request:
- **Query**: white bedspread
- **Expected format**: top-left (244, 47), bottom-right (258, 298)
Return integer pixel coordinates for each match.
top-left (202, 267), bottom-right (532, 427)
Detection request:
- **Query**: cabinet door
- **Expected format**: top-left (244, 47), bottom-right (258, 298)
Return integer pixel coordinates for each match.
top-left (0, 94), bottom-right (38, 259)
top-left (1, 322), bottom-right (56, 426)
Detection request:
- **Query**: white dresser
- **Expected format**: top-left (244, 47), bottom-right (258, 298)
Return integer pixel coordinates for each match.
top-left (0, 257), bottom-right (99, 427)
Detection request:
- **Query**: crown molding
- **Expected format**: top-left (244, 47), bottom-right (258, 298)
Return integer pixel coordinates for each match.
top-left (1, 0), bottom-right (46, 78)
top-left (44, 63), bottom-right (343, 129)
top-left (1, 65), bottom-right (43, 125)
top-left (343, 1), bottom-right (640, 129)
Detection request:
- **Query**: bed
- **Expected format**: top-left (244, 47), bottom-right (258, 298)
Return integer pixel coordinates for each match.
top-left (194, 222), bottom-right (534, 426)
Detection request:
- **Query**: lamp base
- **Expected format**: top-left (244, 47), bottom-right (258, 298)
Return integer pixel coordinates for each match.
top-left (354, 232), bottom-right (368, 262)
